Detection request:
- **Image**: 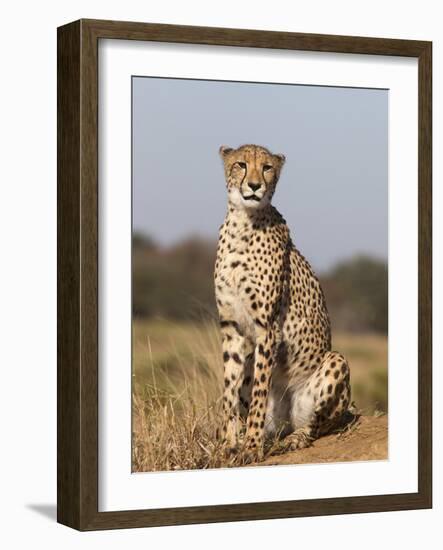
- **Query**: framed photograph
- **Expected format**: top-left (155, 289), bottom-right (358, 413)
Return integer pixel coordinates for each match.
top-left (57, 19), bottom-right (432, 530)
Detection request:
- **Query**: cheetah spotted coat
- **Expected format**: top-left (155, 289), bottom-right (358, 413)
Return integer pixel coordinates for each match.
top-left (214, 144), bottom-right (351, 459)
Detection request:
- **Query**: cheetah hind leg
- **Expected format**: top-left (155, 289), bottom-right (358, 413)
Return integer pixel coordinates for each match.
top-left (273, 351), bottom-right (352, 454)
top-left (267, 424), bottom-right (315, 456)
top-left (283, 426), bottom-right (315, 450)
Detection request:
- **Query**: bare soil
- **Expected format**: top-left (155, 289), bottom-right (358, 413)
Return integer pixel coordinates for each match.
top-left (260, 415), bottom-right (388, 466)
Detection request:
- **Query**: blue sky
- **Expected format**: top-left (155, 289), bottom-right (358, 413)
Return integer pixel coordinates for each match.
top-left (132, 77), bottom-right (388, 272)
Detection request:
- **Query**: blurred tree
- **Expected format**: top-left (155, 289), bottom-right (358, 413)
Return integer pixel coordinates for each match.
top-left (321, 256), bottom-right (388, 334)
top-left (133, 234), bottom-right (217, 320)
top-left (132, 234), bottom-right (388, 334)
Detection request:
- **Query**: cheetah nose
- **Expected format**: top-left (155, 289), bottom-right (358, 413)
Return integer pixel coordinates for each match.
top-left (248, 182), bottom-right (261, 192)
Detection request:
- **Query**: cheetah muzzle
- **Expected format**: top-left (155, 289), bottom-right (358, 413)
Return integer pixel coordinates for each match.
top-left (214, 143), bottom-right (352, 462)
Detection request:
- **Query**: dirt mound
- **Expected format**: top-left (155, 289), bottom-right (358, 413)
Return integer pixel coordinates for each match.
top-left (260, 415), bottom-right (388, 466)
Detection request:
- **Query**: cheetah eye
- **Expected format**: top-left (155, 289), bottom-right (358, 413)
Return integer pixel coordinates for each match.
top-left (236, 162), bottom-right (247, 169)
top-left (263, 164), bottom-right (273, 172)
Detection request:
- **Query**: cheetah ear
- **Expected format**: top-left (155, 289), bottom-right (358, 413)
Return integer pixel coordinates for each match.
top-left (219, 145), bottom-right (234, 158)
top-left (274, 153), bottom-right (286, 165)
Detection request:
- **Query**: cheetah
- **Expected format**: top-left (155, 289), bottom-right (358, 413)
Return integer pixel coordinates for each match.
top-left (214, 144), bottom-right (351, 461)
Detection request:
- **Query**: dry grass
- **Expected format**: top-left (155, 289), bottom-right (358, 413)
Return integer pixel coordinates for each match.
top-left (132, 319), bottom-right (221, 471)
top-left (132, 388), bottom-right (225, 471)
top-left (132, 319), bottom-right (274, 471)
top-left (132, 318), bottom-right (388, 472)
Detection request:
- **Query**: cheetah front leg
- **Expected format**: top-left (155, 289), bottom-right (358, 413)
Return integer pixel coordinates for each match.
top-left (244, 326), bottom-right (276, 460)
top-left (219, 320), bottom-right (248, 451)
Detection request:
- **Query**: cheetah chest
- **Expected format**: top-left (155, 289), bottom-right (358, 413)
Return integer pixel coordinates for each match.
top-left (216, 252), bottom-right (256, 341)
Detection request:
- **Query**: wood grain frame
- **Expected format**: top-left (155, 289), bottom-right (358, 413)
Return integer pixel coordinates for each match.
top-left (57, 19), bottom-right (432, 530)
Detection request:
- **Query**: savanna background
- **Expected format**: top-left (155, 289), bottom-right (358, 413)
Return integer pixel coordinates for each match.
top-left (132, 77), bottom-right (388, 472)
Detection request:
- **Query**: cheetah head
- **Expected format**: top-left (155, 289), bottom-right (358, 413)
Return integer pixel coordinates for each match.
top-left (219, 144), bottom-right (285, 211)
